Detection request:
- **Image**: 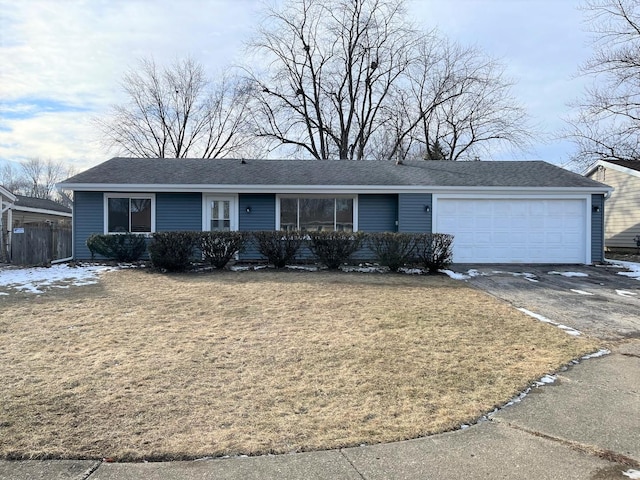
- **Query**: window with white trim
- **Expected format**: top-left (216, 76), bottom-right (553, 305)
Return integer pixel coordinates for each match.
top-left (279, 197), bottom-right (354, 231)
top-left (105, 194), bottom-right (155, 233)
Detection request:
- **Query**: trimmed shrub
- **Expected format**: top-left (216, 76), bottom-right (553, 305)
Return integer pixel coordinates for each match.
top-left (368, 232), bottom-right (417, 272)
top-left (413, 233), bottom-right (454, 273)
top-left (200, 231), bottom-right (248, 269)
top-left (308, 231), bottom-right (364, 269)
top-left (148, 231), bottom-right (199, 272)
top-left (86, 233), bottom-right (147, 262)
top-left (252, 230), bottom-right (305, 268)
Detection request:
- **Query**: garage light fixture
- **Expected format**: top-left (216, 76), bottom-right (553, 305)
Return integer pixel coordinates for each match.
top-left (592, 205), bottom-right (600, 213)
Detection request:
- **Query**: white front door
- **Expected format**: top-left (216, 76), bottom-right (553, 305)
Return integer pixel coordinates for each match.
top-left (204, 196), bottom-right (237, 231)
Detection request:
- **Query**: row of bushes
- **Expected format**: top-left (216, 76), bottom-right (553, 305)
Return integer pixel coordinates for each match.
top-left (86, 231), bottom-right (453, 273)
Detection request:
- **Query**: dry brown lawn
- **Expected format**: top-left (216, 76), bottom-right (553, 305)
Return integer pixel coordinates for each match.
top-left (0, 268), bottom-right (599, 461)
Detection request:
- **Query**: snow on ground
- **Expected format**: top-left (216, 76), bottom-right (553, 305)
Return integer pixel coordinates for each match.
top-left (616, 289), bottom-right (638, 297)
top-left (0, 264), bottom-right (118, 294)
top-left (570, 289), bottom-right (594, 296)
top-left (439, 269), bottom-right (470, 280)
top-left (517, 308), bottom-right (582, 336)
top-left (623, 469), bottom-right (640, 479)
top-left (606, 259), bottom-right (640, 281)
top-left (548, 271), bottom-right (589, 278)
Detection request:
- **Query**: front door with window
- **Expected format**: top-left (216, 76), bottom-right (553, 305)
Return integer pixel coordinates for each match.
top-left (205, 196), bottom-right (237, 231)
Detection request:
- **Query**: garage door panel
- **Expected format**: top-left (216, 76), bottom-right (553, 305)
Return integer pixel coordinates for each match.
top-left (435, 198), bottom-right (587, 264)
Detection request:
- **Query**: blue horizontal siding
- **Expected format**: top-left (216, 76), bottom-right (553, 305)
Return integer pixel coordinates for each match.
top-left (239, 194), bottom-right (276, 261)
top-left (398, 193), bottom-right (432, 233)
top-left (358, 194), bottom-right (398, 232)
top-left (591, 194), bottom-right (604, 263)
top-left (156, 193), bottom-right (202, 231)
top-left (73, 191), bottom-right (104, 260)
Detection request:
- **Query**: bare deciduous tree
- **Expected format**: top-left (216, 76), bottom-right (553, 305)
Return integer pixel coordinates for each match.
top-left (0, 158), bottom-right (74, 206)
top-left (246, 0), bottom-right (419, 160)
top-left (567, 0), bottom-right (640, 166)
top-left (245, 0), bottom-right (533, 161)
top-left (95, 58), bottom-right (255, 159)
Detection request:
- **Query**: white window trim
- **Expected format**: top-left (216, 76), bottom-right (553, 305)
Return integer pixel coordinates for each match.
top-left (275, 194), bottom-right (358, 231)
top-left (103, 193), bottom-right (156, 234)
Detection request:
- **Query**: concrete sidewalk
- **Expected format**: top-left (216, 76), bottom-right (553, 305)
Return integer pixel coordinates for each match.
top-left (1, 341), bottom-right (638, 480)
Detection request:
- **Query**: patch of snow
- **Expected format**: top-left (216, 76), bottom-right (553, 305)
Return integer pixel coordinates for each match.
top-left (570, 289), bottom-right (594, 295)
top-left (556, 325), bottom-right (582, 336)
top-left (535, 374), bottom-right (557, 386)
top-left (517, 308), bottom-right (582, 336)
top-left (341, 265), bottom-right (387, 273)
top-left (488, 270), bottom-right (538, 282)
top-left (286, 265), bottom-right (319, 272)
top-left (399, 267), bottom-right (424, 275)
top-left (623, 469), bottom-right (640, 479)
top-left (548, 271), bottom-right (589, 277)
top-left (517, 308), bottom-right (553, 323)
top-left (229, 265), bottom-right (268, 271)
top-left (466, 269), bottom-right (483, 277)
top-left (606, 259), bottom-right (640, 280)
top-left (616, 289), bottom-right (638, 297)
top-left (439, 269), bottom-right (469, 280)
top-left (0, 264), bottom-right (117, 294)
top-left (581, 349), bottom-right (610, 360)
top-left (0, 292), bottom-right (8, 296)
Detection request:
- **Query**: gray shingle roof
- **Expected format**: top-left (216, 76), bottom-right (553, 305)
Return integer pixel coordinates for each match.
top-left (14, 195), bottom-right (72, 213)
top-left (60, 157), bottom-right (609, 190)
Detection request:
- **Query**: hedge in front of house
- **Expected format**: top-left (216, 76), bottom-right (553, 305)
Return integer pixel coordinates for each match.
top-left (200, 231), bottom-right (248, 269)
top-left (367, 232), bottom-right (417, 272)
top-left (252, 230), bottom-right (305, 268)
top-left (307, 230), bottom-right (365, 270)
top-left (148, 231), bottom-right (200, 272)
top-left (412, 233), bottom-right (454, 273)
top-left (86, 233), bottom-right (148, 262)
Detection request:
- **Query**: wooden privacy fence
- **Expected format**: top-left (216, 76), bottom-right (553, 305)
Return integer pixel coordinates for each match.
top-left (11, 223), bottom-right (72, 265)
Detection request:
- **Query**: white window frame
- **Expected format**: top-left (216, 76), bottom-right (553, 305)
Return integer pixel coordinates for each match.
top-left (103, 193), bottom-right (156, 234)
top-left (275, 194), bottom-right (358, 231)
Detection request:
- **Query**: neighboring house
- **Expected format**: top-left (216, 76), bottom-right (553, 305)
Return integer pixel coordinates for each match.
top-left (11, 195), bottom-right (72, 226)
top-left (0, 185), bottom-right (17, 262)
top-left (59, 157), bottom-right (612, 264)
top-left (1, 188), bottom-right (73, 263)
top-left (585, 159), bottom-right (640, 252)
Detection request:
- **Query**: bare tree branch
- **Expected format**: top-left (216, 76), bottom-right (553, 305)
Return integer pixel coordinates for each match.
top-left (566, 0), bottom-right (640, 167)
top-left (94, 57), bottom-right (256, 159)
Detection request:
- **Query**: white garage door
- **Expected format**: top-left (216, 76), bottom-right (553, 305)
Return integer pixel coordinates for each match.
top-left (435, 198), bottom-right (587, 263)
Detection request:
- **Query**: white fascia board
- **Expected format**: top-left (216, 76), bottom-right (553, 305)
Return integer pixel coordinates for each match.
top-left (584, 159), bottom-right (640, 179)
top-left (58, 183), bottom-right (613, 195)
top-left (0, 185), bottom-right (17, 202)
top-left (12, 206), bottom-right (73, 217)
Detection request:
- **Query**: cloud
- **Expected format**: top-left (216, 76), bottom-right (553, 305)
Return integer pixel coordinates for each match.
top-left (0, 0), bottom-right (263, 167)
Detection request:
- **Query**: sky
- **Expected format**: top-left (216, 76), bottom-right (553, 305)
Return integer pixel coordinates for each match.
top-left (0, 0), bottom-right (594, 174)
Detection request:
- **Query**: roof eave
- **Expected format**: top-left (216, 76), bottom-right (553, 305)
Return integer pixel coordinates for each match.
top-left (584, 159), bottom-right (640, 179)
top-left (12, 206), bottom-right (73, 216)
top-left (57, 183), bottom-right (613, 195)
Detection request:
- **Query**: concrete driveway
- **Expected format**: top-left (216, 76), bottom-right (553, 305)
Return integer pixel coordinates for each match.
top-left (451, 262), bottom-right (640, 340)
